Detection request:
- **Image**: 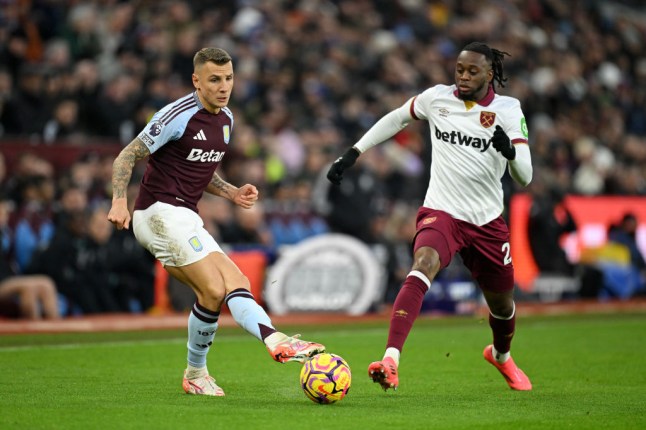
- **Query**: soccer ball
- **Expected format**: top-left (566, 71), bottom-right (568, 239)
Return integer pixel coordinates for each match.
top-left (300, 353), bottom-right (351, 404)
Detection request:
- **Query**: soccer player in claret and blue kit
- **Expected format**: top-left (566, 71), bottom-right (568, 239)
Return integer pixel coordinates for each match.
top-left (108, 47), bottom-right (325, 397)
top-left (328, 42), bottom-right (533, 392)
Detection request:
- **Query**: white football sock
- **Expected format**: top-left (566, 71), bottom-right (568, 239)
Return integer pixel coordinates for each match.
top-left (384, 347), bottom-right (400, 366)
top-left (492, 345), bottom-right (510, 364)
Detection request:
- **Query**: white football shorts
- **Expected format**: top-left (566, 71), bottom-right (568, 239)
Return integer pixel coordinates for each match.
top-left (132, 201), bottom-right (223, 267)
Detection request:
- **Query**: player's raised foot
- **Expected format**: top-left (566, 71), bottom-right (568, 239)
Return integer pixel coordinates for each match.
top-left (483, 345), bottom-right (532, 391)
top-left (182, 370), bottom-right (225, 396)
top-left (267, 333), bottom-right (326, 363)
top-left (368, 357), bottom-right (399, 391)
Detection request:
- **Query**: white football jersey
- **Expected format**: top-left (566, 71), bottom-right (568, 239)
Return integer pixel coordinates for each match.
top-left (411, 84), bottom-right (529, 226)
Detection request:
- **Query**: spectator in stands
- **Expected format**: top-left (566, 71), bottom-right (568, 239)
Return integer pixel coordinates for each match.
top-left (42, 98), bottom-right (83, 144)
top-left (0, 194), bottom-right (60, 320)
top-left (610, 213), bottom-right (646, 275)
top-left (11, 175), bottom-right (56, 272)
top-left (601, 213), bottom-right (646, 299)
top-left (72, 59), bottom-right (103, 135)
top-left (0, 153), bottom-right (6, 196)
top-left (527, 175), bottom-right (577, 276)
top-left (264, 179), bottom-right (328, 248)
top-left (62, 3), bottom-right (102, 62)
top-left (28, 205), bottom-right (119, 314)
top-left (222, 202), bottom-right (273, 250)
top-left (0, 68), bottom-right (13, 137)
top-left (53, 184), bottom-right (88, 228)
top-left (1, 64), bottom-right (50, 136)
top-left (3, 152), bottom-right (55, 205)
top-left (93, 73), bottom-right (139, 143)
top-left (314, 156), bottom-right (386, 244)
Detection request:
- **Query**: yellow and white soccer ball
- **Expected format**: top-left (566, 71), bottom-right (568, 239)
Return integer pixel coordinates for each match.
top-left (300, 353), bottom-right (351, 404)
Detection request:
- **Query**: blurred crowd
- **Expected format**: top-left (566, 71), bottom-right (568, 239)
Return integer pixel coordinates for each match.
top-left (1, 0), bottom-right (645, 318)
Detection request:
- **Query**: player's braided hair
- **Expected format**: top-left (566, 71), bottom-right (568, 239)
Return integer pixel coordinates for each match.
top-left (462, 42), bottom-right (510, 91)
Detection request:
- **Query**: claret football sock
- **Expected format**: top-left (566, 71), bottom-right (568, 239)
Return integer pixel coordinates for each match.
top-left (488, 302), bottom-right (516, 363)
top-left (386, 273), bottom-right (429, 351)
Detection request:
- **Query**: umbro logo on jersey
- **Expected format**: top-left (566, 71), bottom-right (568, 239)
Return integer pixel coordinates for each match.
top-left (193, 129), bottom-right (207, 140)
top-left (434, 127), bottom-right (492, 153)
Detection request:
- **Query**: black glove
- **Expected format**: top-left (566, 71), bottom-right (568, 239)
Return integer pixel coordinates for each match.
top-left (492, 125), bottom-right (516, 160)
top-left (327, 147), bottom-right (360, 185)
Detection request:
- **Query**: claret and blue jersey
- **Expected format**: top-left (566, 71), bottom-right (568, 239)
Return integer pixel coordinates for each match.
top-left (134, 92), bottom-right (234, 213)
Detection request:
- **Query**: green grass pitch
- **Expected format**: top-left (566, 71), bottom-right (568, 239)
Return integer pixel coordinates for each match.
top-left (1, 312), bottom-right (644, 429)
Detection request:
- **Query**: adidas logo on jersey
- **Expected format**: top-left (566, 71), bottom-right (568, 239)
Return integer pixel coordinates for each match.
top-left (187, 148), bottom-right (225, 162)
top-left (434, 127), bottom-right (492, 153)
top-left (193, 129), bottom-right (207, 141)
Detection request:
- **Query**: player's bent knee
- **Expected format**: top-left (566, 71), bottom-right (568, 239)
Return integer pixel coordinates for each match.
top-left (233, 273), bottom-right (251, 292)
top-left (203, 286), bottom-right (226, 305)
top-left (412, 249), bottom-right (441, 279)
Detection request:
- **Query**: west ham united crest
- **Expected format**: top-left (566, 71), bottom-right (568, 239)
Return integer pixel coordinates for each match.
top-left (480, 111), bottom-right (496, 128)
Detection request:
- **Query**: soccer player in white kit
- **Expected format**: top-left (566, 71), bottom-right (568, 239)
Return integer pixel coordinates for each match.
top-left (108, 48), bottom-right (324, 397)
top-left (328, 42), bottom-right (533, 392)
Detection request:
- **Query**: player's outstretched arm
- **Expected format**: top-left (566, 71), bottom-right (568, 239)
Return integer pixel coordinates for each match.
top-left (327, 98), bottom-right (414, 185)
top-left (108, 138), bottom-right (150, 230)
top-left (205, 172), bottom-right (258, 208)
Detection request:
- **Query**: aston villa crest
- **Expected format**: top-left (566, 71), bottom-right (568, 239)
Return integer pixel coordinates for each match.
top-left (223, 125), bottom-right (230, 144)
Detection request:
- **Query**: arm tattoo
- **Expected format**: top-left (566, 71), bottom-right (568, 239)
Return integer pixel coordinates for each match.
top-left (206, 172), bottom-right (235, 200)
top-left (112, 138), bottom-right (150, 198)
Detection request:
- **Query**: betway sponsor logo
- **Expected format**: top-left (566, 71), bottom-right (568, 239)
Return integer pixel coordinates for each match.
top-left (186, 148), bottom-right (225, 162)
top-left (434, 127), bottom-right (491, 152)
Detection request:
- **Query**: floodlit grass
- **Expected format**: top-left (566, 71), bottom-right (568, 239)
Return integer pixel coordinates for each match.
top-left (1, 312), bottom-right (644, 429)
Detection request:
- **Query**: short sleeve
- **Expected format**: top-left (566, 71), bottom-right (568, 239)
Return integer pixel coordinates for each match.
top-left (137, 110), bottom-right (185, 153)
top-left (411, 87), bottom-right (437, 121)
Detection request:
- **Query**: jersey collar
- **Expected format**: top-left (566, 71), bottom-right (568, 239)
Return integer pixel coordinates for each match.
top-left (193, 91), bottom-right (204, 110)
top-left (452, 84), bottom-right (496, 106)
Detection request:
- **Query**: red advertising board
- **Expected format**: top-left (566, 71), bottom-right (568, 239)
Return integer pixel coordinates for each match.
top-left (510, 194), bottom-right (646, 290)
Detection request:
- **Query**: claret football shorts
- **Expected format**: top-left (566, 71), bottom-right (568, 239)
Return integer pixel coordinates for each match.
top-left (413, 207), bottom-right (515, 293)
top-left (132, 201), bottom-right (223, 267)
